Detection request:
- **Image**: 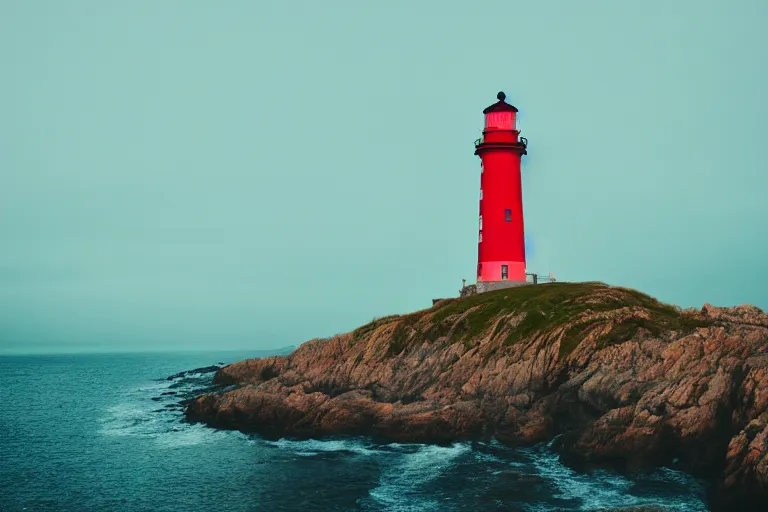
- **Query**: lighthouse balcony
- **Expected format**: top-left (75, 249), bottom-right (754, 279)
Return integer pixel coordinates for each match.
top-left (474, 136), bottom-right (528, 149)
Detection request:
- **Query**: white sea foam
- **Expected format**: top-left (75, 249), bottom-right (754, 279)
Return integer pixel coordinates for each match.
top-left (368, 443), bottom-right (472, 511)
top-left (98, 376), bottom-right (236, 449)
top-left (471, 440), bottom-right (528, 468)
top-left (176, 372), bottom-right (210, 380)
top-left (521, 446), bottom-right (709, 512)
top-left (134, 380), bottom-right (173, 393)
top-left (267, 438), bottom-right (383, 457)
top-left (153, 422), bottom-right (227, 448)
top-left (98, 402), bottom-right (165, 438)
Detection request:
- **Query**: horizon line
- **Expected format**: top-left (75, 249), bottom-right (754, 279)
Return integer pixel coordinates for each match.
top-left (0, 345), bottom-right (297, 357)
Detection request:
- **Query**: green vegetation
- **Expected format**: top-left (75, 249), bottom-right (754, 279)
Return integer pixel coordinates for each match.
top-left (505, 310), bottom-right (548, 346)
top-left (594, 308), bottom-right (712, 352)
top-left (387, 323), bottom-right (410, 356)
top-left (366, 282), bottom-right (713, 360)
top-left (353, 314), bottom-right (401, 340)
top-left (557, 288), bottom-right (713, 358)
top-left (560, 317), bottom-right (607, 357)
top-left (387, 314), bottom-right (420, 356)
top-left (430, 282), bottom-right (607, 346)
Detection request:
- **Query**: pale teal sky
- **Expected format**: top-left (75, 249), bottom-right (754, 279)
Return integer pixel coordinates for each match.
top-left (1, 0), bottom-right (766, 354)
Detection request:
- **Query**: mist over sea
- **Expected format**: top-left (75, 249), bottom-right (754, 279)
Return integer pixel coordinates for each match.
top-left (0, 351), bottom-right (710, 511)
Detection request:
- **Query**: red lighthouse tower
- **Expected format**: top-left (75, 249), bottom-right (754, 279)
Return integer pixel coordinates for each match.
top-left (474, 92), bottom-right (528, 290)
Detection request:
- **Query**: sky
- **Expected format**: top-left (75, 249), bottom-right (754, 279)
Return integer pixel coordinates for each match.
top-left (1, 0), bottom-right (767, 354)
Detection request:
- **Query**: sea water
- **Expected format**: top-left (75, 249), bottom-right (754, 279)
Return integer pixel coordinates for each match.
top-left (0, 352), bottom-right (710, 511)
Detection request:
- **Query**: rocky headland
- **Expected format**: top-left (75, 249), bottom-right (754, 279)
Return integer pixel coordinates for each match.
top-left (184, 282), bottom-right (768, 510)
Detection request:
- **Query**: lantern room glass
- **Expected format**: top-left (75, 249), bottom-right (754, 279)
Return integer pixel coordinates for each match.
top-left (484, 112), bottom-right (516, 131)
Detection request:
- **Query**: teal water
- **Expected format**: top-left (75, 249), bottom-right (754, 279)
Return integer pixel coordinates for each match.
top-left (0, 352), bottom-right (711, 511)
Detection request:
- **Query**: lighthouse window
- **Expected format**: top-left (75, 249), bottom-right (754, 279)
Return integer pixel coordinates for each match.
top-left (479, 215), bottom-right (483, 230)
top-left (479, 189), bottom-right (483, 200)
top-left (479, 232), bottom-right (482, 243)
top-left (504, 209), bottom-right (512, 222)
top-left (501, 265), bottom-right (509, 280)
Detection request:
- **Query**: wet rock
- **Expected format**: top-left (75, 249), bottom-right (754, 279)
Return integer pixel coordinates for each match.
top-left (166, 365), bottom-right (221, 381)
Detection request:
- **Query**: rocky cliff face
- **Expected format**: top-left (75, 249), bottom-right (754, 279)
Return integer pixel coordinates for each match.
top-left (185, 282), bottom-right (768, 510)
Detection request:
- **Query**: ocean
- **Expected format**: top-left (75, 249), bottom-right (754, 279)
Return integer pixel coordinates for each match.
top-left (0, 351), bottom-right (711, 512)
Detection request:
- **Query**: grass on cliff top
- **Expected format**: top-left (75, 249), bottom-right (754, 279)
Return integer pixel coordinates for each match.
top-left (421, 282), bottom-right (711, 357)
top-left (350, 282), bottom-right (712, 359)
top-left (428, 282), bottom-right (604, 337)
top-left (352, 314), bottom-right (403, 340)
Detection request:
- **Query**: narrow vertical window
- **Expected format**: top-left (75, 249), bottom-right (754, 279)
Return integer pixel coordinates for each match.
top-left (479, 189), bottom-right (483, 200)
top-left (478, 215), bottom-right (482, 230)
top-left (478, 231), bottom-right (482, 243)
top-left (504, 209), bottom-right (512, 222)
top-left (501, 265), bottom-right (509, 280)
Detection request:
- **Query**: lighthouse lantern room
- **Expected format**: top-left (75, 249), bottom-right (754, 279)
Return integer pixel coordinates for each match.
top-left (473, 92), bottom-right (529, 291)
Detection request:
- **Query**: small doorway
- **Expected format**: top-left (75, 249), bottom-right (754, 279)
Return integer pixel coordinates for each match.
top-left (501, 265), bottom-right (508, 280)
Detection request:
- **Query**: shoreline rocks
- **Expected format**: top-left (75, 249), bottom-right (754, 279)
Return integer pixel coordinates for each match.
top-left (184, 283), bottom-right (768, 511)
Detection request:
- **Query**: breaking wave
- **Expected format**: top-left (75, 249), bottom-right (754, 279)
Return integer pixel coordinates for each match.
top-left (97, 365), bottom-right (241, 448)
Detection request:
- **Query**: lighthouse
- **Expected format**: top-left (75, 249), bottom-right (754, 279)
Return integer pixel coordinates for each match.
top-left (474, 92), bottom-right (529, 292)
